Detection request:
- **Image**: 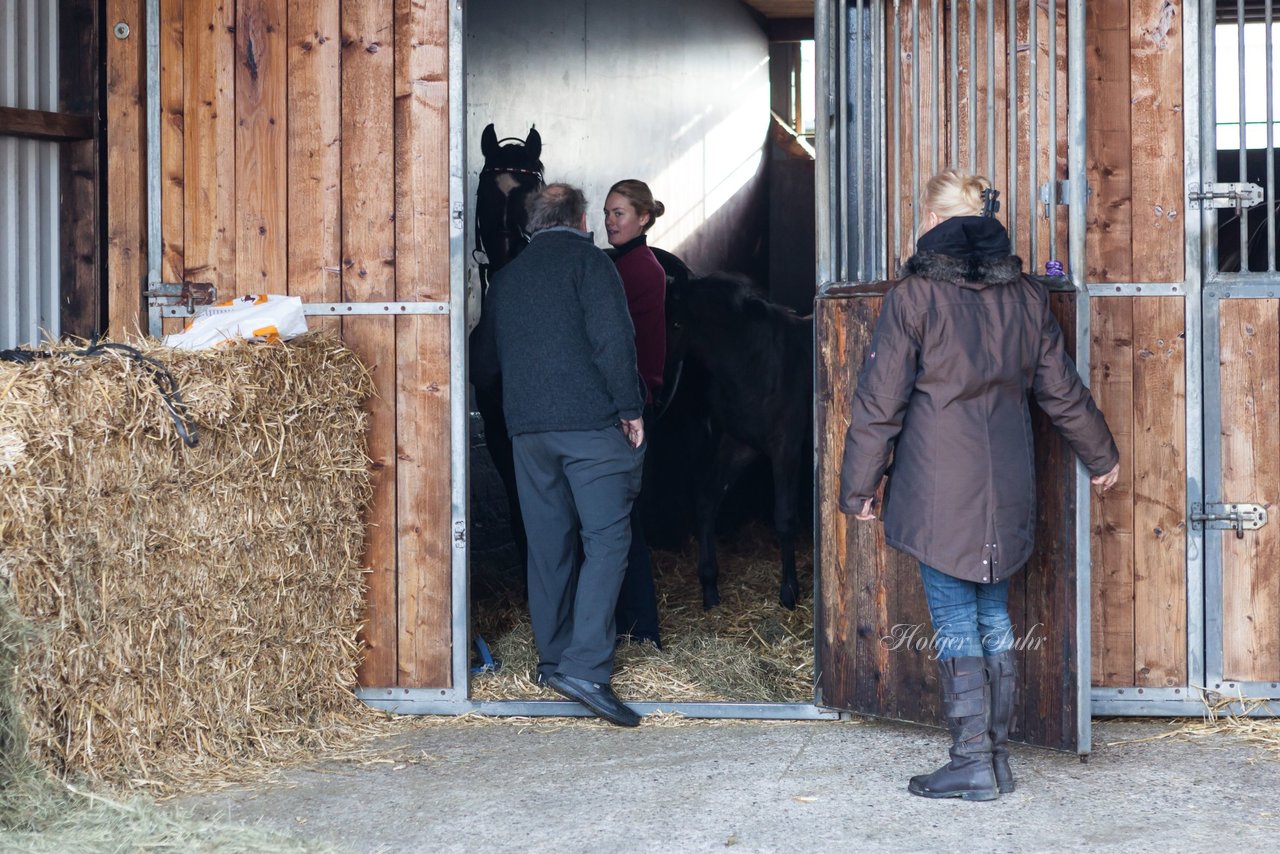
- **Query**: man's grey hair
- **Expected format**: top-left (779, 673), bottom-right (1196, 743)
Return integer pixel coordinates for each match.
top-left (526, 183), bottom-right (587, 233)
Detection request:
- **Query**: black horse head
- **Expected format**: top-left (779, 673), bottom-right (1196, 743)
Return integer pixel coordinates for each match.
top-left (475, 124), bottom-right (545, 283)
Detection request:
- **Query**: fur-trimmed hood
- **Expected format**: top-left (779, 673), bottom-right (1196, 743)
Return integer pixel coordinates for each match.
top-left (903, 251), bottom-right (1024, 290)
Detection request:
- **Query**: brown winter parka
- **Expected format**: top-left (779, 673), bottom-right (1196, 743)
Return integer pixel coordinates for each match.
top-left (838, 247), bottom-right (1119, 583)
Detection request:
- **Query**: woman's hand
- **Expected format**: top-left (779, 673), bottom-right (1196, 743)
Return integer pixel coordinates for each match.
top-left (854, 498), bottom-right (876, 521)
top-left (1091, 462), bottom-right (1120, 493)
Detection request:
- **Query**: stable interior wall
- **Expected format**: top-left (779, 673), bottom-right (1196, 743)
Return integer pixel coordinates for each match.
top-left (465, 0), bottom-right (771, 289)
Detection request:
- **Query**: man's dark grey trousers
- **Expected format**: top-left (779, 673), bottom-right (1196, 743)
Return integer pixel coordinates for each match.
top-left (512, 427), bottom-right (644, 683)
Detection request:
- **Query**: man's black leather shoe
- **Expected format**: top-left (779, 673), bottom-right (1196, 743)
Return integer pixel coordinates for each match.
top-left (546, 673), bottom-right (641, 727)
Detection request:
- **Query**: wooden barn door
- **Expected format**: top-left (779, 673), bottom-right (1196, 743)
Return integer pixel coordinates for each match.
top-left (815, 1), bottom-right (1091, 752)
top-left (107, 0), bottom-right (463, 693)
top-left (817, 285), bottom-right (1086, 751)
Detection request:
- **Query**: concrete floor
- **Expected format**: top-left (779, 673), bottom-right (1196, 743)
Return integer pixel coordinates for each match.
top-left (173, 715), bottom-right (1279, 853)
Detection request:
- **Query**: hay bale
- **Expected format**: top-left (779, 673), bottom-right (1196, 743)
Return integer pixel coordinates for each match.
top-left (0, 334), bottom-right (374, 789)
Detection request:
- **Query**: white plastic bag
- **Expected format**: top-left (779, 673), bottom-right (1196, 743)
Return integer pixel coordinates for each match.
top-left (163, 294), bottom-right (308, 350)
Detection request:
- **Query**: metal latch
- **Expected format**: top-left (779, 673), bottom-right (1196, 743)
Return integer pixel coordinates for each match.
top-left (1190, 502), bottom-right (1269, 539)
top-left (1187, 182), bottom-right (1264, 211)
top-left (144, 281), bottom-right (217, 315)
top-left (1038, 179), bottom-right (1091, 218)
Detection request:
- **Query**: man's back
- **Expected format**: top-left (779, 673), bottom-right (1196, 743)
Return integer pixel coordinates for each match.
top-left (483, 227), bottom-right (643, 437)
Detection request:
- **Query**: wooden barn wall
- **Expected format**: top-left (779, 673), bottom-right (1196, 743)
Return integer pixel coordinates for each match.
top-left (1085, 1), bottom-right (1188, 689)
top-left (107, 0), bottom-right (454, 689)
top-left (816, 286), bottom-right (1081, 751)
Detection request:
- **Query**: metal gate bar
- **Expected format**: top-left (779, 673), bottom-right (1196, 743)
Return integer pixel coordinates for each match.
top-left (1238, 0), bottom-right (1249, 270)
top-left (1006, 0), bottom-right (1018, 254)
top-left (1267, 0), bottom-right (1277, 272)
top-left (911, 0), bottom-right (920, 242)
top-left (1048, 0), bottom-right (1058, 260)
top-left (985, 0), bottom-right (995, 178)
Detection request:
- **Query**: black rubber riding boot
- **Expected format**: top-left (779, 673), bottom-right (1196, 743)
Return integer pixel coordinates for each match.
top-left (986, 649), bottom-right (1018, 794)
top-left (908, 655), bottom-right (999, 802)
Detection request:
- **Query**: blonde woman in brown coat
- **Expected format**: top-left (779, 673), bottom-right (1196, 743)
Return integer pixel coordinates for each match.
top-left (839, 170), bottom-right (1120, 801)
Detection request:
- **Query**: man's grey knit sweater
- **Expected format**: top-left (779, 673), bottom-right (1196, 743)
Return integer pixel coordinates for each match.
top-left (472, 227), bottom-right (644, 437)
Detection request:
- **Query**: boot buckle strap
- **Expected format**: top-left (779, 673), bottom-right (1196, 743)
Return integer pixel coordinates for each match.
top-left (946, 669), bottom-right (988, 694)
top-left (947, 697), bottom-right (987, 717)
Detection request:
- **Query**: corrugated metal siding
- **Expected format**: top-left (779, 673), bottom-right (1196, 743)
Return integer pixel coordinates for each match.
top-left (0, 0), bottom-right (60, 350)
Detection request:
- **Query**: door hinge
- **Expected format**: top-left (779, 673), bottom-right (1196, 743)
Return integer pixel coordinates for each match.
top-left (451, 201), bottom-right (465, 232)
top-left (1187, 182), bottom-right (1264, 211)
top-left (1190, 502), bottom-right (1269, 539)
top-left (453, 520), bottom-right (467, 548)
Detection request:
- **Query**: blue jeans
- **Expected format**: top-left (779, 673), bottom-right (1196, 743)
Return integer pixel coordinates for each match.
top-left (919, 563), bottom-right (1014, 660)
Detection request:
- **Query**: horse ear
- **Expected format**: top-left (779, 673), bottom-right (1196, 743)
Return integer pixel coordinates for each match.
top-left (481, 124), bottom-right (499, 160)
top-left (524, 126), bottom-right (542, 161)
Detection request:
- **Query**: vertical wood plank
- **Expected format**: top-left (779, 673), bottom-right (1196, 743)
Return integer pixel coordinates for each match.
top-left (59, 0), bottom-right (101, 339)
top-left (990, 0), bottom-right (1009, 227)
top-left (395, 0), bottom-right (452, 688)
top-left (396, 314), bottom-right (452, 686)
top-left (1219, 299), bottom-right (1280, 682)
top-left (1085, 0), bottom-right (1134, 282)
top-left (817, 296), bottom-right (852, 705)
top-left (889, 1), bottom-right (914, 270)
top-left (1129, 0), bottom-right (1183, 282)
top-left (105, 0), bottom-right (147, 338)
top-left (160, 0), bottom-right (184, 286)
top-left (342, 0), bottom-right (398, 687)
top-left (235, 0), bottom-right (288, 291)
top-left (286, 0), bottom-right (342, 333)
top-left (183, 0), bottom-right (236, 300)
top-left (1011, 0), bottom-right (1031, 262)
top-left (1089, 297), bottom-right (1136, 687)
top-left (1018, 291), bottom-right (1080, 750)
top-left (1132, 296), bottom-right (1187, 686)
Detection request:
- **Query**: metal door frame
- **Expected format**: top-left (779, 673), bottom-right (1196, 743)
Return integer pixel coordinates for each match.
top-left (362, 0), bottom-right (833, 722)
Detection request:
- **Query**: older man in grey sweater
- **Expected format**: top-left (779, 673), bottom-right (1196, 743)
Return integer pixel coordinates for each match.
top-left (471, 183), bottom-right (646, 727)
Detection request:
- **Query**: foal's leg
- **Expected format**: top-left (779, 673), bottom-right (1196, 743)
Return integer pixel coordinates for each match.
top-left (768, 439), bottom-right (802, 610)
top-left (696, 435), bottom-right (759, 609)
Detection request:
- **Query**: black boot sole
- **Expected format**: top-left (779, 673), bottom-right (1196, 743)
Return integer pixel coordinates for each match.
top-left (907, 780), bottom-right (1000, 802)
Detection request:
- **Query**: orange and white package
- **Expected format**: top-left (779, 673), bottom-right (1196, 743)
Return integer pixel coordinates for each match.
top-left (163, 294), bottom-right (308, 350)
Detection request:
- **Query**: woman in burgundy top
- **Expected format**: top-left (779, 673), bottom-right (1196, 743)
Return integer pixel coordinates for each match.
top-left (604, 179), bottom-right (667, 648)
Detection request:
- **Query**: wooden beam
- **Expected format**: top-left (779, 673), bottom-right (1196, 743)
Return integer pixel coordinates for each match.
top-left (105, 0), bottom-right (147, 339)
top-left (394, 0), bottom-right (453, 688)
top-left (183, 0), bottom-right (237, 304)
top-left (0, 107), bottom-right (93, 142)
top-left (235, 0), bottom-right (289, 292)
top-left (342, 0), bottom-right (399, 688)
top-left (286, 0), bottom-right (343, 331)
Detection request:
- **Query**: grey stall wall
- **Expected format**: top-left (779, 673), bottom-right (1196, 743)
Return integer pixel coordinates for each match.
top-left (465, 0), bottom-right (770, 304)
